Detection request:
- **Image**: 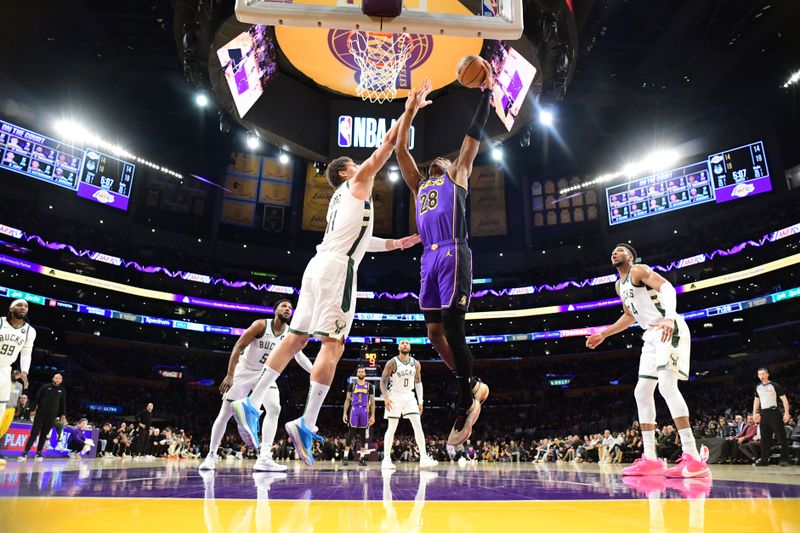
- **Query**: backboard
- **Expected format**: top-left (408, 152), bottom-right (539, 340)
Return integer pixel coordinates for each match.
top-left (235, 0), bottom-right (524, 40)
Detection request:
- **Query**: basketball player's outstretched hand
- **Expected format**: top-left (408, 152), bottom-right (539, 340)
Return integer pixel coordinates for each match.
top-left (649, 319), bottom-right (674, 343)
top-left (415, 77), bottom-right (433, 109)
top-left (396, 234), bottom-right (422, 250)
top-left (219, 374), bottom-right (234, 394)
top-left (585, 333), bottom-right (604, 349)
top-left (384, 398), bottom-right (393, 412)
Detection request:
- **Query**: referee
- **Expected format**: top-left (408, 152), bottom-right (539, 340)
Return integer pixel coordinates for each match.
top-left (753, 367), bottom-right (791, 467)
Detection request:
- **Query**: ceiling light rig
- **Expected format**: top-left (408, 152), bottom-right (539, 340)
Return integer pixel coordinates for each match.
top-left (783, 69), bottom-right (800, 88)
top-left (53, 120), bottom-right (184, 179)
top-left (559, 148), bottom-right (680, 194)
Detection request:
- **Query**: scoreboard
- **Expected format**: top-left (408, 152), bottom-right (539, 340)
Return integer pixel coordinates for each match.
top-left (606, 141), bottom-right (771, 225)
top-left (0, 119), bottom-right (135, 211)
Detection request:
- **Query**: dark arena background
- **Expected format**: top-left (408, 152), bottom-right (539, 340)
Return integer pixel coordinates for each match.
top-left (1, 1), bottom-right (799, 531)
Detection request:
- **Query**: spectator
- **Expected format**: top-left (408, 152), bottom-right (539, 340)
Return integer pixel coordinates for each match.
top-left (98, 422), bottom-right (115, 456)
top-left (719, 415), bottom-right (757, 464)
top-left (739, 426), bottom-right (762, 463)
top-left (657, 425), bottom-right (679, 460)
top-left (14, 393), bottom-right (31, 421)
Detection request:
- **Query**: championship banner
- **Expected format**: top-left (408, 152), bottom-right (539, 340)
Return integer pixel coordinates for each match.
top-left (372, 175), bottom-right (394, 235)
top-left (259, 157), bottom-right (293, 206)
top-left (470, 166), bottom-right (507, 236)
top-left (228, 153), bottom-right (262, 177)
top-left (223, 175), bottom-right (259, 202)
top-left (301, 163), bottom-right (333, 232)
top-left (221, 199), bottom-right (257, 226)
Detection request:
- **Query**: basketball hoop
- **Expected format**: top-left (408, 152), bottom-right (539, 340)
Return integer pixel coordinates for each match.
top-left (346, 31), bottom-right (412, 103)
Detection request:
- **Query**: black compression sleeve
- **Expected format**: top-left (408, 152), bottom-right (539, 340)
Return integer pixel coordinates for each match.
top-left (466, 89), bottom-right (492, 141)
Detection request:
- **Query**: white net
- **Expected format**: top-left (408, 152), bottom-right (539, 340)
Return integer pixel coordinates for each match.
top-left (346, 32), bottom-right (412, 103)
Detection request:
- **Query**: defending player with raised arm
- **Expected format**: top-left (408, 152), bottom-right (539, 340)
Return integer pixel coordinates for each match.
top-left (231, 84), bottom-right (431, 466)
top-left (0, 299), bottom-right (36, 467)
top-left (586, 244), bottom-right (709, 478)
top-left (395, 71), bottom-right (493, 447)
top-left (379, 340), bottom-right (437, 469)
top-left (200, 300), bottom-right (313, 472)
top-left (342, 367), bottom-right (375, 465)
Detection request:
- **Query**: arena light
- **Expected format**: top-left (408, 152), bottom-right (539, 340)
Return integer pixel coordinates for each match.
top-left (491, 144), bottom-right (504, 161)
top-left (782, 69), bottom-right (800, 88)
top-left (246, 131), bottom-right (260, 150)
top-left (195, 93), bottom-right (209, 107)
top-left (559, 148), bottom-right (679, 194)
top-left (388, 170), bottom-right (399, 182)
top-left (278, 151), bottom-right (290, 164)
top-left (52, 119), bottom-right (184, 179)
top-left (539, 109), bottom-right (554, 127)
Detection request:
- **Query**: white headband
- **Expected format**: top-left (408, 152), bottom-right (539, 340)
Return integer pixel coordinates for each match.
top-left (9, 299), bottom-right (27, 309)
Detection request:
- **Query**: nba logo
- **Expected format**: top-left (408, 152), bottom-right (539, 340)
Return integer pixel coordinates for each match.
top-left (338, 115), bottom-right (353, 147)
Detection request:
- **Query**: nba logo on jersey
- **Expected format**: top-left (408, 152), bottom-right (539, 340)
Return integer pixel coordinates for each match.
top-left (338, 115), bottom-right (353, 147)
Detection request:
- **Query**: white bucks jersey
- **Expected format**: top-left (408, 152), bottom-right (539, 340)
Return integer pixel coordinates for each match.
top-left (240, 320), bottom-right (287, 370)
top-left (0, 318), bottom-right (35, 367)
top-left (388, 356), bottom-right (417, 396)
top-left (619, 269), bottom-right (668, 330)
top-left (316, 180), bottom-right (374, 266)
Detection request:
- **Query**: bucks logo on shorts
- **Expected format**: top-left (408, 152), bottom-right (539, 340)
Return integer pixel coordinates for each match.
top-left (335, 320), bottom-right (347, 334)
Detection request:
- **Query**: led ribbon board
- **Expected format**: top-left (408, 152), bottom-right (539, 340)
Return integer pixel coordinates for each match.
top-left (1, 250), bottom-right (797, 322)
top-left (0, 221), bottom-right (798, 299)
top-left (2, 284), bottom-right (797, 344)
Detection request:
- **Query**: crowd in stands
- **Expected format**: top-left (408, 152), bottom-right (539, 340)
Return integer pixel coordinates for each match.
top-left (10, 369), bottom-right (798, 466)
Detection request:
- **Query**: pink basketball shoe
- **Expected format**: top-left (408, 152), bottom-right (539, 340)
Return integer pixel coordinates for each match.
top-left (663, 453), bottom-right (711, 478)
top-left (622, 457), bottom-right (666, 476)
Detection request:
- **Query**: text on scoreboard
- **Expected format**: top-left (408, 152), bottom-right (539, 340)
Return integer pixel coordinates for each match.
top-left (0, 119), bottom-right (135, 210)
top-left (606, 141), bottom-right (771, 225)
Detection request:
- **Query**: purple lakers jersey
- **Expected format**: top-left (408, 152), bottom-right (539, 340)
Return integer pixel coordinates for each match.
top-left (416, 173), bottom-right (469, 245)
top-left (350, 381), bottom-right (372, 410)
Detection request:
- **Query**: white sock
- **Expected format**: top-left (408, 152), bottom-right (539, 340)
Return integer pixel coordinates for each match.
top-left (642, 430), bottom-right (657, 461)
top-left (302, 381), bottom-right (330, 429)
top-left (409, 415), bottom-right (427, 458)
top-left (208, 401), bottom-right (233, 456)
top-left (261, 400), bottom-right (280, 458)
top-left (678, 428), bottom-right (701, 460)
top-left (384, 419), bottom-right (398, 462)
top-left (250, 367), bottom-right (281, 407)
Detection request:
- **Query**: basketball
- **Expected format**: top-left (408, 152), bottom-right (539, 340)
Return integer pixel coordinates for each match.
top-left (456, 55), bottom-right (487, 88)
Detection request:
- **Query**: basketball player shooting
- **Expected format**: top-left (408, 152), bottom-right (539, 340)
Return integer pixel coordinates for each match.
top-left (231, 84), bottom-right (430, 466)
top-left (395, 69), bottom-right (492, 447)
top-left (585, 244), bottom-right (710, 478)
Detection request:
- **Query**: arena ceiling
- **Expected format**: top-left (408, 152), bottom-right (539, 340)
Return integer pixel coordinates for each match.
top-left (0, 0), bottom-right (798, 179)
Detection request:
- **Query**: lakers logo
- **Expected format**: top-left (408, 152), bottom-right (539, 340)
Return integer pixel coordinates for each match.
top-left (459, 295), bottom-right (468, 306)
